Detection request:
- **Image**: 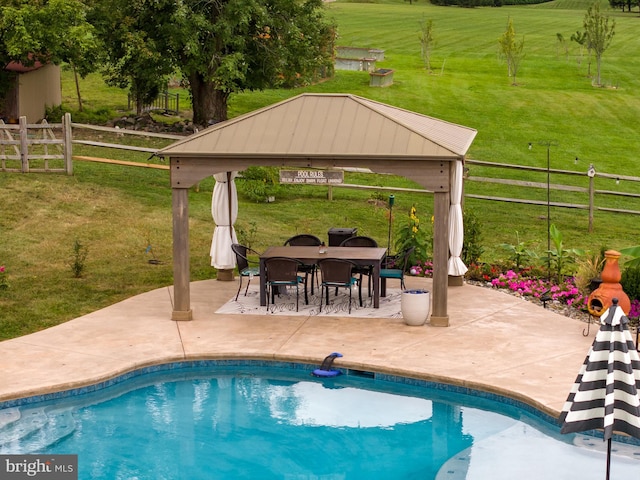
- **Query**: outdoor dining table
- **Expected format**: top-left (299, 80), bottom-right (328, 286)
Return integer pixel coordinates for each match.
top-left (259, 246), bottom-right (388, 309)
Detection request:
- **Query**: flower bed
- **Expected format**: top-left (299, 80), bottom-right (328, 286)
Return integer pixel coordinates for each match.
top-left (408, 261), bottom-right (640, 327)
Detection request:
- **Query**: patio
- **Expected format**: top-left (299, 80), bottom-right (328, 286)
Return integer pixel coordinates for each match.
top-left (0, 276), bottom-right (597, 421)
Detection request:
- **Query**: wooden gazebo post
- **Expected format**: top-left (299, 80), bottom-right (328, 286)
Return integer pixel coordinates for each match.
top-left (431, 190), bottom-right (450, 327)
top-left (172, 187), bottom-right (192, 321)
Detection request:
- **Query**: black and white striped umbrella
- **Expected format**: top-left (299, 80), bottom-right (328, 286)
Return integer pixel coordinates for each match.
top-left (560, 298), bottom-right (640, 480)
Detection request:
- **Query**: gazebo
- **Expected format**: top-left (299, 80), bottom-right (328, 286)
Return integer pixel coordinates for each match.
top-left (158, 93), bottom-right (477, 326)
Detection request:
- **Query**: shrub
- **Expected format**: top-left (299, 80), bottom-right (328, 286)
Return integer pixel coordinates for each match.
top-left (498, 231), bottom-right (537, 272)
top-left (237, 167), bottom-right (281, 203)
top-left (70, 239), bottom-right (89, 278)
top-left (621, 266), bottom-right (640, 302)
top-left (394, 204), bottom-right (431, 268)
top-left (574, 250), bottom-right (605, 296)
top-left (462, 208), bottom-right (483, 266)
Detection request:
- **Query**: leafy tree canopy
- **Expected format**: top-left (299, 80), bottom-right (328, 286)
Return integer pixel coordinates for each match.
top-left (0, 0), bottom-right (101, 113)
top-left (0, 0), bottom-right (98, 70)
top-left (89, 0), bottom-right (336, 125)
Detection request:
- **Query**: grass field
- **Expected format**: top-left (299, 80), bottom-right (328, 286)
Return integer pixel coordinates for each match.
top-left (2, 0), bottom-right (639, 339)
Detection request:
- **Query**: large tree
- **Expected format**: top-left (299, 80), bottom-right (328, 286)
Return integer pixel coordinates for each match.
top-left (92, 0), bottom-right (335, 126)
top-left (583, 2), bottom-right (615, 87)
top-left (177, 0), bottom-right (335, 125)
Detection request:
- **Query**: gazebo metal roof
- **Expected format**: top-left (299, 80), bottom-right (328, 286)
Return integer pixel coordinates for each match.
top-left (160, 93), bottom-right (476, 160)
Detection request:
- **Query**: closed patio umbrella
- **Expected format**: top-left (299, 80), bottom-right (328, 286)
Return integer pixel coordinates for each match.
top-left (448, 160), bottom-right (467, 276)
top-left (559, 298), bottom-right (640, 480)
top-left (210, 171), bottom-right (238, 270)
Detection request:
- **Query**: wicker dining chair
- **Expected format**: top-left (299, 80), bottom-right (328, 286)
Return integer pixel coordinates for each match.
top-left (231, 243), bottom-right (261, 301)
top-left (264, 257), bottom-right (307, 311)
top-left (380, 246), bottom-right (416, 295)
top-left (284, 234), bottom-right (322, 293)
top-left (339, 236), bottom-right (378, 302)
top-left (317, 258), bottom-right (359, 314)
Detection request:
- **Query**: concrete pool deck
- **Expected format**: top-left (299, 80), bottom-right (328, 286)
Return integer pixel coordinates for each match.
top-left (0, 277), bottom-right (597, 418)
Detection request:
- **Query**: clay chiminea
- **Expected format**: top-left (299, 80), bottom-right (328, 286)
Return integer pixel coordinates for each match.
top-left (587, 249), bottom-right (631, 316)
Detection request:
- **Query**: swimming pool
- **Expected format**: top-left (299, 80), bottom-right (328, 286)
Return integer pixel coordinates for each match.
top-left (1, 360), bottom-right (639, 479)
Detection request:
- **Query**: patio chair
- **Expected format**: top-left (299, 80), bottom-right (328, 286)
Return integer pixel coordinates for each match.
top-left (231, 243), bottom-right (261, 301)
top-left (284, 234), bottom-right (322, 293)
top-left (317, 258), bottom-right (360, 314)
top-left (380, 246), bottom-right (415, 296)
top-left (265, 257), bottom-right (307, 311)
top-left (339, 236), bottom-right (378, 301)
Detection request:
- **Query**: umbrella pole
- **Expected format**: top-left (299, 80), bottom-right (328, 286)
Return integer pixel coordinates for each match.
top-left (606, 438), bottom-right (611, 480)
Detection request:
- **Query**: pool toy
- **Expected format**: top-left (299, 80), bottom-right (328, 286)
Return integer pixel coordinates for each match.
top-left (312, 352), bottom-right (343, 377)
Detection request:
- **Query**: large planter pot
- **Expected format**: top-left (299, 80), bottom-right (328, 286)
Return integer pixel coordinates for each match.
top-left (401, 289), bottom-right (431, 326)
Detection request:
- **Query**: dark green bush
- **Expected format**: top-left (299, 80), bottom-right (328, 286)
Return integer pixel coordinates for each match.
top-left (462, 207), bottom-right (484, 266)
top-left (621, 266), bottom-right (640, 301)
top-left (237, 166), bottom-right (282, 203)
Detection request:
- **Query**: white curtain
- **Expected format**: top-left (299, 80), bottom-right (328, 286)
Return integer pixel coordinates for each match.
top-left (448, 161), bottom-right (467, 276)
top-left (210, 172), bottom-right (239, 269)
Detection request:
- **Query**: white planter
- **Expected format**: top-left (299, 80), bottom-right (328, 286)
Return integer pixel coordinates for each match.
top-left (401, 289), bottom-right (431, 326)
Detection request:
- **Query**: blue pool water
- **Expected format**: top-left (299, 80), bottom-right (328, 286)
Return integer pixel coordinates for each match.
top-left (1, 361), bottom-right (640, 479)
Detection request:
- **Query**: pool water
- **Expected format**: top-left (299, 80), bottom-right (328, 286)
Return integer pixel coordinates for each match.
top-left (1, 363), bottom-right (640, 479)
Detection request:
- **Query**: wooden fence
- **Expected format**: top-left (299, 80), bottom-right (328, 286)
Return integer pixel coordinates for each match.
top-left (464, 159), bottom-right (640, 231)
top-left (324, 160), bottom-right (640, 232)
top-left (2, 114), bottom-right (639, 232)
top-left (0, 114), bottom-right (72, 174)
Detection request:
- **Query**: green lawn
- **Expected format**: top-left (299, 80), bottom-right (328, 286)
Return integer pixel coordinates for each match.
top-left (2, 0), bottom-right (639, 340)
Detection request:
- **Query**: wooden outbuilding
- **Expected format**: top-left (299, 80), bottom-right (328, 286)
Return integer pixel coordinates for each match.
top-left (2, 61), bottom-right (61, 123)
top-left (158, 93), bottom-right (477, 326)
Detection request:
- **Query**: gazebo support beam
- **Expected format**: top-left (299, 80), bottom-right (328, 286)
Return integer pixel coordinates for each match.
top-left (172, 187), bottom-right (192, 321)
top-left (431, 191), bottom-right (450, 327)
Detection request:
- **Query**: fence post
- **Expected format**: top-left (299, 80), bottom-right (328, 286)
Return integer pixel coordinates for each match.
top-left (63, 112), bottom-right (73, 175)
top-left (19, 116), bottom-right (28, 173)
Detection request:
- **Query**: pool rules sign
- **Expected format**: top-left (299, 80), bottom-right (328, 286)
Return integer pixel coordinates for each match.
top-left (279, 169), bottom-right (343, 184)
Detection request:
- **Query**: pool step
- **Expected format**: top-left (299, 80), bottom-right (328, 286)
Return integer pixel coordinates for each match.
top-left (0, 408), bottom-right (76, 453)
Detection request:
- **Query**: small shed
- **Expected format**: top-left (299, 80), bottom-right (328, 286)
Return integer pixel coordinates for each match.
top-left (158, 93), bottom-right (477, 326)
top-left (2, 61), bottom-right (61, 123)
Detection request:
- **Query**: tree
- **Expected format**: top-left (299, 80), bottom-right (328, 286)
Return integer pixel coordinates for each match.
top-left (570, 30), bottom-right (591, 77)
top-left (177, 0), bottom-right (335, 125)
top-left (0, 0), bottom-right (100, 113)
top-left (87, 0), bottom-right (178, 115)
top-left (556, 33), bottom-right (568, 60)
top-left (91, 0), bottom-right (335, 126)
top-left (583, 2), bottom-right (615, 87)
top-left (419, 18), bottom-right (436, 73)
top-left (498, 17), bottom-right (525, 86)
